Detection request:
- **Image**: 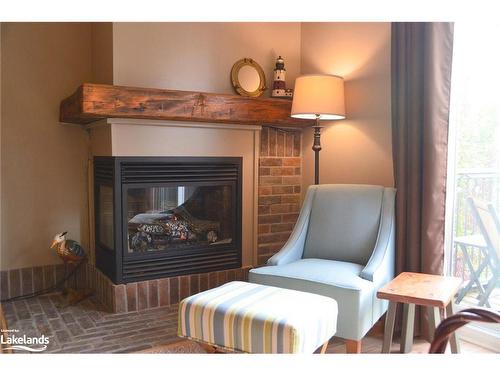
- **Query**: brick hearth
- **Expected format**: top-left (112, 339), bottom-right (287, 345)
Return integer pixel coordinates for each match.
top-left (86, 264), bottom-right (251, 313)
top-left (1, 262), bottom-right (251, 314)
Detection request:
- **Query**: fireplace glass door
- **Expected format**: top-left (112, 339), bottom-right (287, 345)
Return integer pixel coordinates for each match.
top-left (125, 183), bottom-right (234, 254)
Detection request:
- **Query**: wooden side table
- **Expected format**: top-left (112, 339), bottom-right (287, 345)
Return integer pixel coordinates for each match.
top-left (377, 272), bottom-right (462, 354)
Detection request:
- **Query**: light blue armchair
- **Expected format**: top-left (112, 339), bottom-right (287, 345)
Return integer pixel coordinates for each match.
top-left (249, 184), bottom-right (395, 351)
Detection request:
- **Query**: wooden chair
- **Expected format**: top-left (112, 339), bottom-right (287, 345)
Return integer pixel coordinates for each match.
top-left (429, 308), bottom-right (500, 353)
top-left (455, 197), bottom-right (500, 307)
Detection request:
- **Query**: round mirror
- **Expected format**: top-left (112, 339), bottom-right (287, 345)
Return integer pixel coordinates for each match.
top-left (238, 65), bottom-right (261, 93)
top-left (231, 58), bottom-right (266, 97)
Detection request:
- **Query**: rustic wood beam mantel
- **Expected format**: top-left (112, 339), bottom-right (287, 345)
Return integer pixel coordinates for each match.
top-left (60, 83), bottom-right (313, 128)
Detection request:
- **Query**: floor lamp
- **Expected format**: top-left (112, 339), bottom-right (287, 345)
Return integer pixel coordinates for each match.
top-left (290, 74), bottom-right (346, 185)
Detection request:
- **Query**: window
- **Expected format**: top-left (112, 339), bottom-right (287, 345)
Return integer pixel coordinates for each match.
top-left (446, 22), bottom-right (500, 345)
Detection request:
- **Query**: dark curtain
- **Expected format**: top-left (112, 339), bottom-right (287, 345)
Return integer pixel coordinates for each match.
top-left (391, 22), bottom-right (454, 339)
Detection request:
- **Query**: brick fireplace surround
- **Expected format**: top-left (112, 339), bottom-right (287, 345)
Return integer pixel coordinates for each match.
top-left (0, 126), bottom-right (302, 312)
top-left (257, 126), bottom-right (302, 265)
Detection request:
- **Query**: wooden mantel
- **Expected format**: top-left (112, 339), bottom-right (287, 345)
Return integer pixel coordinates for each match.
top-left (60, 83), bottom-right (312, 128)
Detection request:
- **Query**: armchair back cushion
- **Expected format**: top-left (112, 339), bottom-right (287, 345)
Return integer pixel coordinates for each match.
top-left (303, 185), bottom-right (384, 264)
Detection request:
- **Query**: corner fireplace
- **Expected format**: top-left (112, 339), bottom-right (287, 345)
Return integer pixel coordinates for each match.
top-left (94, 156), bottom-right (242, 284)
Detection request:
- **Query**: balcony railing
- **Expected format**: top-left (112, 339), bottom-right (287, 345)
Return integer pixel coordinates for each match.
top-left (451, 169), bottom-right (500, 309)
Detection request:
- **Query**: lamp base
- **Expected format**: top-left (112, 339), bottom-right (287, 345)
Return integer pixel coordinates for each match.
top-left (312, 116), bottom-right (322, 185)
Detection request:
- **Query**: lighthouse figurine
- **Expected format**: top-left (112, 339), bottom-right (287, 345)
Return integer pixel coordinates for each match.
top-left (271, 56), bottom-right (293, 99)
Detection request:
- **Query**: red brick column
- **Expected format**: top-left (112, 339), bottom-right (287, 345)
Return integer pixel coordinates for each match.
top-left (258, 127), bottom-right (302, 265)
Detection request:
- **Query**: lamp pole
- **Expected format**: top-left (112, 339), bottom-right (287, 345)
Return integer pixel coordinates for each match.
top-left (312, 114), bottom-right (322, 185)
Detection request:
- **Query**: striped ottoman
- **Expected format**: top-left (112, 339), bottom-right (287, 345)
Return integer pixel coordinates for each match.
top-left (178, 281), bottom-right (338, 353)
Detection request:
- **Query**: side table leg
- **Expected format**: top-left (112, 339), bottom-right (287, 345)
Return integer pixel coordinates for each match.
top-left (401, 303), bottom-right (415, 353)
top-left (427, 306), bottom-right (441, 342)
top-left (446, 303), bottom-right (461, 353)
top-left (382, 301), bottom-right (397, 353)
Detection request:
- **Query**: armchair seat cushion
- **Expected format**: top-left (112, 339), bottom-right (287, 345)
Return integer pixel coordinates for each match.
top-left (249, 259), bottom-right (377, 340)
top-left (250, 258), bottom-right (372, 290)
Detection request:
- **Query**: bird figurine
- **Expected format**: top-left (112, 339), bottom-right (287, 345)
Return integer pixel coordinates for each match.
top-left (50, 231), bottom-right (86, 263)
top-left (50, 231), bottom-right (90, 306)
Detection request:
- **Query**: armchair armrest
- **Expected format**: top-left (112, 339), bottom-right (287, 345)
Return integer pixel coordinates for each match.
top-left (360, 188), bottom-right (396, 282)
top-left (267, 234), bottom-right (306, 266)
top-left (267, 186), bottom-right (317, 266)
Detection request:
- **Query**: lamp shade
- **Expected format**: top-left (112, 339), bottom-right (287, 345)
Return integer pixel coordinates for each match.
top-left (291, 74), bottom-right (345, 120)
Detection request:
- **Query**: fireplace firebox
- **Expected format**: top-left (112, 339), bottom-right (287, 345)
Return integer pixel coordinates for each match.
top-left (94, 157), bottom-right (242, 284)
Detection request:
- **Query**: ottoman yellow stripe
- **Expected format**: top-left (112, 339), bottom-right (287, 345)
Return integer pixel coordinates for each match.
top-left (181, 282), bottom-right (256, 339)
top-left (223, 286), bottom-right (277, 349)
top-left (202, 283), bottom-right (257, 342)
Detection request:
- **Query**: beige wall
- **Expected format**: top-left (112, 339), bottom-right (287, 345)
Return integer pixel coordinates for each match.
top-left (1, 23), bottom-right (92, 270)
top-left (112, 23), bottom-right (301, 96)
top-left (91, 23), bottom-right (113, 85)
top-left (300, 23), bottom-right (393, 192)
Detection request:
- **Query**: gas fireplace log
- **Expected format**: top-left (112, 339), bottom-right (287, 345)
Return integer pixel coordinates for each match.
top-left (60, 83), bottom-right (313, 128)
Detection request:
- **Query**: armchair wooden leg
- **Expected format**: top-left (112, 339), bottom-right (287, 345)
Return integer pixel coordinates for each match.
top-left (345, 339), bottom-right (361, 354)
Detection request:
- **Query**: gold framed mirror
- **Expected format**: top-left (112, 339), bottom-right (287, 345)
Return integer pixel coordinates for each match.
top-left (230, 58), bottom-right (267, 97)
